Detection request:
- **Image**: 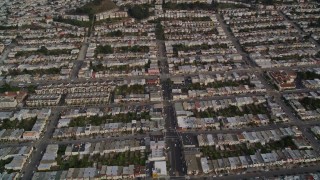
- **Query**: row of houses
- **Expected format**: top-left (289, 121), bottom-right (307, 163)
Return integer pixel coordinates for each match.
top-left (283, 91), bottom-right (320, 101)
top-left (0, 146), bottom-right (33, 171)
top-left (288, 99), bottom-right (320, 120)
top-left (26, 94), bottom-right (62, 107)
top-left (196, 148), bottom-right (319, 175)
top-left (177, 113), bottom-right (269, 130)
top-left (90, 51), bottom-right (155, 60)
top-left (38, 140), bottom-right (147, 171)
top-left (88, 20), bottom-right (159, 76)
top-left (0, 91), bottom-right (27, 108)
top-left (174, 95), bottom-right (284, 129)
top-left (114, 94), bottom-right (150, 103)
top-left (0, 129), bottom-right (24, 141)
top-left (197, 126), bottom-right (301, 147)
top-left (0, 43), bottom-right (4, 54)
top-left (28, 82), bottom-right (119, 106)
top-left (93, 18), bottom-right (137, 34)
top-left (38, 144), bottom-right (58, 170)
top-left (161, 15), bottom-right (222, 41)
top-left (65, 140), bottom-right (146, 156)
top-left (33, 165), bottom-right (147, 180)
top-left (1, 3), bottom-right (87, 81)
top-left (35, 82), bottom-right (115, 95)
top-left (52, 120), bottom-right (164, 138)
top-left (65, 92), bottom-right (111, 105)
top-left (60, 15), bottom-right (90, 22)
top-left (226, 14), bottom-right (283, 25)
top-left (172, 63), bottom-right (235, 74)
top-left (94, 34), bottom-right (156, 43)
top-left (267, 97), bottom-right (289, 122)
top-left (168, 54), bottom-right (242, 67)
top-left (12, 22), bottom-right (86, 39)
top-left (95, 10), bottom-right (128, 21)
top-left (0, 172), bottom-right (19, 179)
top-left (165, 40), bottom-right (244, 73)
top-left (245, 42), bottom-right (316, 54)
top-left (9, 61), bottom-right (69, 71)
top-left (18, 37), bottom-right (84, 46)
top-left (178, 84), bottom-right (266, 99)
top-left (95, 40), bottom-right (156, 49)
top-left (174, 96), bottom-right (266, 113)
top-left (13, 54), bottom-right (77, 64)
top-left (281, 5), bottom-right (320, 47)
top-left (184, 145), bottom-right (319, 176)
top-left (251, 54), bottom-right (318, 68)
top-left (157, 10), bottom-right (213, 19)
top-left (2, 0), bottom-right (90, 26)
top-left (91, 68), bottom-right (153, 78)
top-left (303, 79), bottom-right (320, 89)
top-left (22, 110), bottom-right (51, 140)
top-left (60, 108), bottom-right (103, 119)
top-left (311, 126), bottom-right (320, 136)
top-left (11, 44), bottom-right (77, 53)
top-left (267, 172), bottom-right (320, 180)
top-left (223, 8), bottom-right (319, 68)
top-left (283, 91), bottom-right (320, 120)
top-left (58, 104), bottom-right (162, 121)
top-left (0, 108), bottom-right (51, 141)
top-left (164, 0), bottom-right (212, 3)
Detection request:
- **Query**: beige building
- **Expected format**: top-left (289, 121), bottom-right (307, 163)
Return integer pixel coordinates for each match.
top-left (26, 94), bottom-right (61, 107)
top-left (65, 92), bottom-right (110, 105)
top-left (0, 43), bottom-right (4, 54)
top-left (35, 83), bottom-right (114, 95)
top-left (0, 91), bottom-right (27, 108)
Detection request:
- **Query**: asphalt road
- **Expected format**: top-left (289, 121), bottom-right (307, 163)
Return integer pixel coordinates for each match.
top-left (70, 37), bottom-right (88, 79)
top-left (217, 9), bottom-right (320, 157)
top-left (3, 8), bottom-right (320, 180)
top-left (278, 10), bottom-right (320, 50)
top-left (22, 108), bottom-right (61, 180)
top-left (157, 39), bottom-right (187, 177)
top-left (216, 14), bottom-right (257, 68)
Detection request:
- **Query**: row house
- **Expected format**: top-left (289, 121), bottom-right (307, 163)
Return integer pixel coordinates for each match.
top-left (89, 140), bottom-right (145, 155)
top-left (201, 148), bottom-right (319, 174)
top-left (36, 83), bottom-right (114, 94)
top-left (0, 91), bottom-right (27, 108)
top-left (62, 15), bottom-right (89, 22)
top-left (165, 0), bottom-right (211, 3)
top-left (26, 94), bottom-right (61, 107)
top-left (18, 37), bottom-right (84, 45)
top-left (198, 126), bottom-right (301, 147)
top-left (221, 114), bottom-right (269, 129)
top-left (303, 79), bottom-right (320, 89)
top-left (33, 165), bottom-right (146, 179)
top-left (114, 94), bottom-right (150, 103)
top-left (0, 129), bottom-right (24, 141)
top-left (53, 120), bottom-right (163, 138)
top-left (180, 96), bottom-right (264, 112)
top-left (95, 11), bottom-right (128, 21)
top-left (187, 85), bottom-right (266, 98)
top-left (158, 10), bottom-right (212, 19)
top-left (65, 92), bottom-right (111, 105)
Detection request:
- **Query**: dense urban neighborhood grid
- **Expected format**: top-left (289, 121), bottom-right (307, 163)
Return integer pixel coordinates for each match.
top-left (0, 0), bottom-right (320, 179)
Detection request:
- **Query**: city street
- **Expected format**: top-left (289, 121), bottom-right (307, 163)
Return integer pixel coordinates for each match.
top-left (158, 38), bottom-right (187, 177)
top-left (1, 2), bottom-right (320, 179)
top-left (22, 109), bottom-right (61, 180)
